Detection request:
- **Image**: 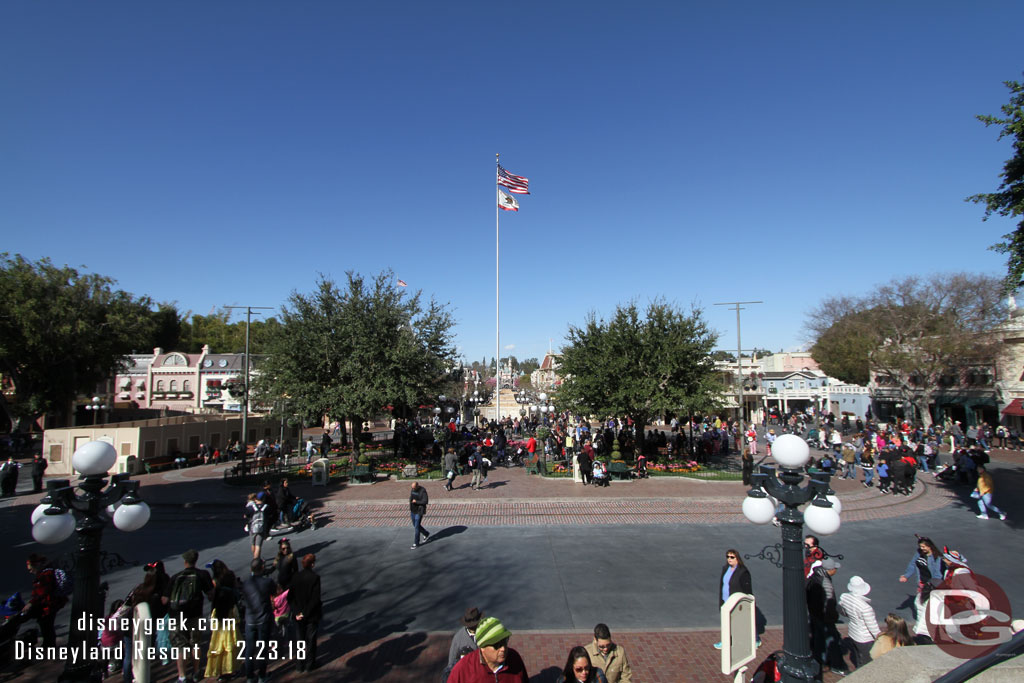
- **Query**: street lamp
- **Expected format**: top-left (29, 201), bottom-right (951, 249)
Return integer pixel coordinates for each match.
top-left (31, 440), bottom-right (151, 682)
top-left (741, 434), bottom-right (841, 683)
top-left (85, 396), bottom-right (107, 426)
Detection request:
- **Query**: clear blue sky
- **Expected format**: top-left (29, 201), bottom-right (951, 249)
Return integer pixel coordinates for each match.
top-left (2, 1), bottom-right (1021, 364)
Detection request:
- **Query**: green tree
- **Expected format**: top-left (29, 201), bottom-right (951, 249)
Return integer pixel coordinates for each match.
top-left (519, 357), bottom-right (540, 375)
top-left (807, 273), bottom-right (1006, 426)
top-left (0, 254), bottom-right (158, 431)
top-left (968, 77), bottom-right (1024, 292)
top-left (557, 300), bottom-right (722, 454)
top-left (180, 308), bottom-right (279, 354)
top-left (255, 270), bottom-right (456, 455)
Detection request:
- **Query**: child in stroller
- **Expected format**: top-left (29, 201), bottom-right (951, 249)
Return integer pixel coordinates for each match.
top-left (592, 460), bottom-right (610, 487)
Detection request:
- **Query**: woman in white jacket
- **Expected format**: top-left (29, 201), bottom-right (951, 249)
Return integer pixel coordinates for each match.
top-left (838, 576), bottom-right (880, 670)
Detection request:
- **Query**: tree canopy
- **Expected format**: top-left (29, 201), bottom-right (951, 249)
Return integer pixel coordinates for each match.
top-left (968, 77), bottom-right (1024, 292)
top-left (177, 308), bottom-right (280, 354)
top-left (807, 273), bottom-right (1006, 425)
top-left (254, 270), bottom-right (456, 452)
top-left (0, 254), bottom-right (161, 431)
top-left (556, 300), bottom-right (722, 446)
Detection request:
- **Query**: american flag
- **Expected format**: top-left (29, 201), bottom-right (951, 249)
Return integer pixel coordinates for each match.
top-left (397, 279), bottom-right (407, 287)
top-left (497, 165), bottom-right (530, 194)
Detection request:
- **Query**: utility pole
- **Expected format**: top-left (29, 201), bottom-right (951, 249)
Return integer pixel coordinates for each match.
top-left (713, 301), bottom-right (763, 432)
top-left (226, 305), bottom-right (272, 469)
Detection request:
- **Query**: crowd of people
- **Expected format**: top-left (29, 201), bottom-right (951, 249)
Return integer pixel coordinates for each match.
top-left (443, 609), bottom-right (632, 683)
top-left (62, 543), bottom-right (322, 683)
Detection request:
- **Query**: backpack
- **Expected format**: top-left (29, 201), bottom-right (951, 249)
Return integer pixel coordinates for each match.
top-left (168, 569), bottom-right (201, 613)
top-left (53, 568), bottom-right (73, 598)
top-left (250, 504), bottom-right (266, 536)
top-left (468, 453), bottom-right (478, 468)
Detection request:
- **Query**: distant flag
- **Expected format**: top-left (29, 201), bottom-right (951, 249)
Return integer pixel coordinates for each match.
top-left (497, 165), bottom-right (530, 194)
top-left (397, 279), bottom-right (408, 287)
top-left (497, 189), bottom-right (519, 212)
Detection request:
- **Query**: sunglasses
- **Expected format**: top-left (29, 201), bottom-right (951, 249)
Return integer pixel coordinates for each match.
top-left (486, 638), bottom-right (509, 649)
top-left (726, 555), bottom-right (737, 559)
top-left (574, 665), bottom-right (591, 673)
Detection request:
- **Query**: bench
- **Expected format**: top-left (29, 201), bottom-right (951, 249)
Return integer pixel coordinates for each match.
top-left (143, 453), bottom-right (204, 474)
top-left (608, 461), bottom-right (634, 480)
top-left (350, 464), bottom-right (375, 484)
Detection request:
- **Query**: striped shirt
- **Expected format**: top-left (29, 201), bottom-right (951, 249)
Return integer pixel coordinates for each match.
top-left (839, 593), bottom-right (881, 643)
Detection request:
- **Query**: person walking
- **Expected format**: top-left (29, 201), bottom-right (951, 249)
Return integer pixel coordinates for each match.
top-left (246, 493), bottom-right (270, 560)
top-left (557, 645), bottom-right (608, 683)
top-left (30, 454), bottom-right (47, 493)
top-left (470, 445), bottom-right (487, 490)
top-left (21, 554), bottom-right (65, 648)
top-left (443, 448), bottom-right (459, 491)
top-left (899, 536), bottom-right (944, 619)
top-left (241, 558), bottom-right (275, 683)
top-left (409, 481), bottom-right (431, 549)
top-left (288, 554), bottom-right (322, 672)
top-left (807, 557), bottom-right (848, 676)
top-left (973, 464), bottom-right (1008, 520)
top-left (447, 616), bottom-right (529, 682)
top-left (167, 549), bottom-right (215, 683)
top-left (838, 576), bottom-right (880, 670)
top-left (714, 549), bottom-right (757, 649)
top-left (584, 623), bottom-right (633, 683)
top-left (444, 607), bottom-right (484, 680)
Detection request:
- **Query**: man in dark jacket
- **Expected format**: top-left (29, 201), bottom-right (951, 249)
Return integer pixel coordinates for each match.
top-left (275, 478), bottom-right (297, 525)
top-left (807, 557), bottom-right (847, 675)
top-left (409, 481), bottom-right (431, 549)
top-left (288, 554), bottom-right (322, 672)
top-left (242, 557), bottom-right (276, 682)
top-left (30, 454), bottom-right (47, 492)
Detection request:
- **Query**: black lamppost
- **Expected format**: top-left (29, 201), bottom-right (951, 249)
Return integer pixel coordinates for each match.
top-left (31, 440), bottom-right (151, 682)
top-left (741, 434), bottom-right (841, 683)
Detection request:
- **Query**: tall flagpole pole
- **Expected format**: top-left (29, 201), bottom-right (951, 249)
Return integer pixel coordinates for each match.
top-left (495, 153), bottom-right (501, 429)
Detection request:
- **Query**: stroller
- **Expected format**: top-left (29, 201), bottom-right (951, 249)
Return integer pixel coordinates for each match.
top-left (0, 594), bottom-right (37, 673)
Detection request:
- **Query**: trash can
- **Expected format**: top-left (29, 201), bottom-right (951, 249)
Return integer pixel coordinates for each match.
top-left (311, 458), bottom-right (328, 486)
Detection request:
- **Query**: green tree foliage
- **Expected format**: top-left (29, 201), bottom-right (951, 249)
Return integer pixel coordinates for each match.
top-left (0, 254), bottom-right (158, 431)
top-left (557, 300), bottom-right (722, 452)
top-left (968, 78), bottom-right (1024, 291)
top-left (255, 270), bottom-right (456, 454)
top-left (179, 308), bottom-right (279, 354)
top-left (519, 357), bottom-right (541, 375)
top-left (807, 273), bottom-right (1006, 426)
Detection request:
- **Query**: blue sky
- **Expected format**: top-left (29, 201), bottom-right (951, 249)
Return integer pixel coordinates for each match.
top-left (2, 1), bottom-right (1021, 364)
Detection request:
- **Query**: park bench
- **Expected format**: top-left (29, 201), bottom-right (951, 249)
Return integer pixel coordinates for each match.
top-left (607, 461), bottom-right (634, 480)
top-left (143, 453), bottom-right (203, 474)
top-left (350, 464), bottom-right (375, 483)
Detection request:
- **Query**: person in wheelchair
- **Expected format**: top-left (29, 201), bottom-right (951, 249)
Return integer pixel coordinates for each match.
top-left (592, 460), bottom-right (610, 487)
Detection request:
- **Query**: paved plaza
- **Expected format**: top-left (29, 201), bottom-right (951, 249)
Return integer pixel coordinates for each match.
top-left (0, 446), bottom-right (1021, 682)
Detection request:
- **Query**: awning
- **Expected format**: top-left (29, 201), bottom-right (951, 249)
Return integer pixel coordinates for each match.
top-left (1002, 399), bottom-right (1024, 417)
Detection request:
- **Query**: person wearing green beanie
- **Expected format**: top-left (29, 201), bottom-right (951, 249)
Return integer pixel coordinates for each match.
top-left (446, 616), bottom-right (529, 682)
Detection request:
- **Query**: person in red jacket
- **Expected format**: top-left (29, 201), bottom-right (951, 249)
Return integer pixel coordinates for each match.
top-left (447, 616), bottom-right (529, 682)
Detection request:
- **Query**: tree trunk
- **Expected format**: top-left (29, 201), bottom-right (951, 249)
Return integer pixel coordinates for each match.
top-left (350, 415), bottom-right (362, 458)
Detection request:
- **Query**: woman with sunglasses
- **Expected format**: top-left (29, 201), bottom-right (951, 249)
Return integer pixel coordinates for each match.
top-left (557, 646), bottom-right (608, 683)
top-left (714, 549), bottom-right (755, 649)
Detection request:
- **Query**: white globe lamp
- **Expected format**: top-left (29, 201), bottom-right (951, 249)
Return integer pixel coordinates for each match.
top-left (113, 501), bottom-right (151, 532)
top-left (804, 499), bottom-right (841, 536)
top-left (72, 441), bottom-right (117, 476)
top-left (742, 492), bottom-right (776, 525)
top-left (771, 434), bottom-right (810, 469)
top-left (32, 511), bottom-right (76, 544)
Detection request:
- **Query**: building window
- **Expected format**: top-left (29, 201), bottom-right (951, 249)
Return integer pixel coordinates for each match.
top-left (183, 380), bottom-right (191, 392)
top-left (170, 380), bottom-right (178, 392)
top-left (156, 380), bottom-right (164, 391)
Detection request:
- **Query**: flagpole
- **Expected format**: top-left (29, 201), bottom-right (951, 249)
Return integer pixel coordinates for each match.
top-left (495, 153), bottom-right (501, 429)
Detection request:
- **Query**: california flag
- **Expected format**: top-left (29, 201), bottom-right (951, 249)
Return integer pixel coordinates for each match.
top-left (498, 189), bottom-right (519, 212)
